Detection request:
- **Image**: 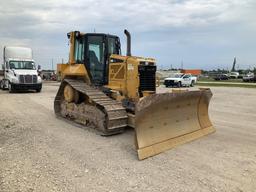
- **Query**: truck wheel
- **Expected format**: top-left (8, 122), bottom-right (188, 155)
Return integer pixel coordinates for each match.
top-left (1, 80), bottom-right (7, 90)
top-left (178, 82), bottom-right (182, 88)
top-left (190, 80), bottom-right (195, 87)
top-left (36, 88), bottom-right (41, 93)
top-left (0, 81), bottom-right (3, 90)
top-left (8, 83), bottom-right (14, 93)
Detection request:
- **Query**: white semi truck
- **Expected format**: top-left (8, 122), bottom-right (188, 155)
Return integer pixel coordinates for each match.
top-left (0, 46), bottom-right (42, 92)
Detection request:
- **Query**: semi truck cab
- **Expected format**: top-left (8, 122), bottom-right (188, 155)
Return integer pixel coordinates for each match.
top-left (0, 46), bottom-right (42, 92)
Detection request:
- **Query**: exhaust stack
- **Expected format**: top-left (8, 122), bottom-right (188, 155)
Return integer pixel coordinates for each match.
top-left (124, 29), bottom-right (131, 56)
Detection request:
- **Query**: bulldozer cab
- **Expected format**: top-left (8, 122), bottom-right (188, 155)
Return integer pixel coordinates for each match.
top-left (69, 31), bottom-right (121, 85)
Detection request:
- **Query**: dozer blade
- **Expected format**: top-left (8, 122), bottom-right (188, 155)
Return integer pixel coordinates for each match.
top-left (135, 88), bottom-right (215, 160)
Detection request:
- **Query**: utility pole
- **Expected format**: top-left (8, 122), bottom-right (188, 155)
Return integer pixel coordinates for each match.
top-left (231, 57), bottom-right (236, 72)
top-left (181, 60), bottom-right (183, 70)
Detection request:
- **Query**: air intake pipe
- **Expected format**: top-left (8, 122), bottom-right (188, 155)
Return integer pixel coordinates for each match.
top-left (124, 29), bottom-right (131, 56)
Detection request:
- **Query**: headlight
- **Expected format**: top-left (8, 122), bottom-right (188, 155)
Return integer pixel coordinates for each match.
top-left (11, 77), bottom-right (19, 83)
top-left (37, 76), bottom-right (42, 83)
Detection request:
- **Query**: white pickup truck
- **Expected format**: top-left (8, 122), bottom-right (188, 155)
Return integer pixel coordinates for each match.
top-left (0, 46), bottom-right (42, 92)
top-left (164, 73), bottom-right (197, 87)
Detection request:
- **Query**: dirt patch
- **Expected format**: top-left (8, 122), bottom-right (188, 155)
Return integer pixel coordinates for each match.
top-left (0, 83), bottom-right (256, 191)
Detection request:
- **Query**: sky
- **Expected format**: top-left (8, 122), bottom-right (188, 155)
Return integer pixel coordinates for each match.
top-left (0, 0), bottom-right (255, 70)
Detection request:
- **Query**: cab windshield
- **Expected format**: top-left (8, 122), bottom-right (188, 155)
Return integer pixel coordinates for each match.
top-left (9, 61), bottom-right (35, 70)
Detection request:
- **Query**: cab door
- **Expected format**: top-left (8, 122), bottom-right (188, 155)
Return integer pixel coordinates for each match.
top-left (86, 35), bottom-right (105, 85)
top-left (182, 74), bottom-right (191, 86)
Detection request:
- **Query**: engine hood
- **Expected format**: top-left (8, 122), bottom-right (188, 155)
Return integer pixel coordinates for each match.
top-left (12, 69), bottom-right (38, 76)
top-left (165, 77), bottom-right (181, 81)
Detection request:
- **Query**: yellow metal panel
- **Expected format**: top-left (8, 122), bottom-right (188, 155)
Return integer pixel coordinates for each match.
top-left (57, 63), bottom-right (67, 72)
top-left (108, 62), bottom-right (126, 94)
top-left (57, 63), bottom-right (68, 80)
top-left (69, 31), bottom-right (76, 64)
top-left (126, 57), bottom-right (140, 99)
top-left (62, 64), bottom-right (90, 84)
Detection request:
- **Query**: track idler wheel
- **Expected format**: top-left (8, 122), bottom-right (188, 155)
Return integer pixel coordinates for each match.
top-left (64, 84), bottom-right (79, 103)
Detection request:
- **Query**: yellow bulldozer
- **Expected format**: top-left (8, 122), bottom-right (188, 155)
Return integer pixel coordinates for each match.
top-left (55, 30), bottom-right (215, 160)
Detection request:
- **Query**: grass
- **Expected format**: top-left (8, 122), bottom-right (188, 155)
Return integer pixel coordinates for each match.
top-left (197, 77), bottom-right (256, 88)
top-left (197, 82), bottom-right (256, 88)
top-left (198, 77), bottom-right (243, 82)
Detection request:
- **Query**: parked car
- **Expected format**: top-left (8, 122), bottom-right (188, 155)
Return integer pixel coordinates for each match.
top-left (214, 74), bottom-right (229, 81)
top-left (164, 73), bottom-right (197, 87)
top-left (243, 73), bottom-right (256, 82)
top-left (228, 72), bottom-right (239, 79)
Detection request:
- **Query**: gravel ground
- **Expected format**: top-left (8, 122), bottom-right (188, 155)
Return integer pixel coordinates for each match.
top-left (0, 82), bottom-right (256, 192)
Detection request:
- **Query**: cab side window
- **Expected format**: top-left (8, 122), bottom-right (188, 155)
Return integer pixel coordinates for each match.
top-left (74, 38), bottom-right (84, 63)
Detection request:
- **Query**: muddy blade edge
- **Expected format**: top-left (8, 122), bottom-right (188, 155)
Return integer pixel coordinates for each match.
top-left (135, 89), bottom-right (216, 160)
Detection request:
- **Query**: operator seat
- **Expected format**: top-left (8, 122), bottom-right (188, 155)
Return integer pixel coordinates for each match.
top-left (88, 50), bottom-right (104, 82)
